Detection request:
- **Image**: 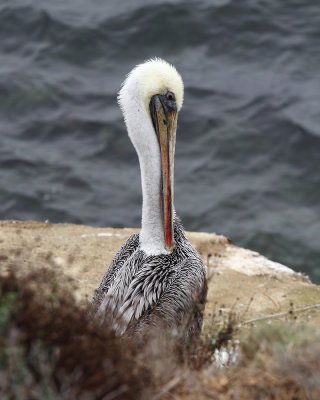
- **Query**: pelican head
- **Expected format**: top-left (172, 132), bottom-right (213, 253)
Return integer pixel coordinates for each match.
top-left (118, 59), bottom-right (184, 255)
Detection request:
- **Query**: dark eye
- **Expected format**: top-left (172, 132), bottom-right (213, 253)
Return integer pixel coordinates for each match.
top-left (166, 91), bottom-right (175, 101)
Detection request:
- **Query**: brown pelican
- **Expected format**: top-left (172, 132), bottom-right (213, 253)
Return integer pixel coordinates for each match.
top-left (91, 58), bottom-right (207, 337)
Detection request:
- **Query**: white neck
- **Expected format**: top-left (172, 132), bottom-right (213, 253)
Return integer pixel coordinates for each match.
top-left (139, 140), bottom-right (169, 255)
top-left (119, 71), bottom-right (170, 255)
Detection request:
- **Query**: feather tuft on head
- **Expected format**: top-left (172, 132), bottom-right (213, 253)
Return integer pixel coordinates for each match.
top-left (118, 58), bottom-right (184, 116)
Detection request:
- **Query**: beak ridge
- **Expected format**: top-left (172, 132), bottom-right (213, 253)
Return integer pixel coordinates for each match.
top-left (150, 94), bottom-right (178, 252)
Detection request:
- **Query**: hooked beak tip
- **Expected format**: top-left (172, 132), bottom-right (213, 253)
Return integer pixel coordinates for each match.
top-left (166, 243), bottom-right (175, 252)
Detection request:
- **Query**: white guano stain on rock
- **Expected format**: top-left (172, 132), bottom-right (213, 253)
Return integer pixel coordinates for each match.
top-left (223, 245), bottom-right (297, 277)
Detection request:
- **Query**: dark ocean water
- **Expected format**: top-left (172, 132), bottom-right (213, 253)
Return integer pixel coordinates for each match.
top-left (1, 0), bottom-right (320, 281)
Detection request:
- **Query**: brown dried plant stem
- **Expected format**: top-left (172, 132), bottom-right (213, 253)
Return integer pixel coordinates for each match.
top-left (241, 303), bottom-right (320, 326)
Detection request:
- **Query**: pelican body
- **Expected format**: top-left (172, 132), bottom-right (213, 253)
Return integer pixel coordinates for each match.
top-left (92, 59), bottom-right (207, 337)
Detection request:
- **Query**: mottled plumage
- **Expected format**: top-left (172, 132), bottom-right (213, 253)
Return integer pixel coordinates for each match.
top-left (92, 217), bottom-right (207, 336)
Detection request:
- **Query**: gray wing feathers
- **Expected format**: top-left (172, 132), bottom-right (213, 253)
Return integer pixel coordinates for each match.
top-left (91, 233), bottom-right (139, 311)
top-left (148, 258), bottom-right (207, 336)
top-left (118, 260), bottom-right (174, 325)
top-left (91, 218), bottom-right (207, 337)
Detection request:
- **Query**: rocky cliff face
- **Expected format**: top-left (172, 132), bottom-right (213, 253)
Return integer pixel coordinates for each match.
top-left (1, 220), bottom-right (319, 327)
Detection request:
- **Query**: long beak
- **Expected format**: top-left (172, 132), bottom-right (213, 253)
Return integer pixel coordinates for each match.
top-left (150, 95), bottom-right (178, 252)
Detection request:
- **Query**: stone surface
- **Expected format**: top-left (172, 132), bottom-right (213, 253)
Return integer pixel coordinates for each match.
top-left (1, 220), bottom-right (320, 326)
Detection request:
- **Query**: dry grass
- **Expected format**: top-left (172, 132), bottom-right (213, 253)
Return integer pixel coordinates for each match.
top-left (1, 266), bottom-right (320, 400)
top-left (0, 269), bottom-right (152, 400)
